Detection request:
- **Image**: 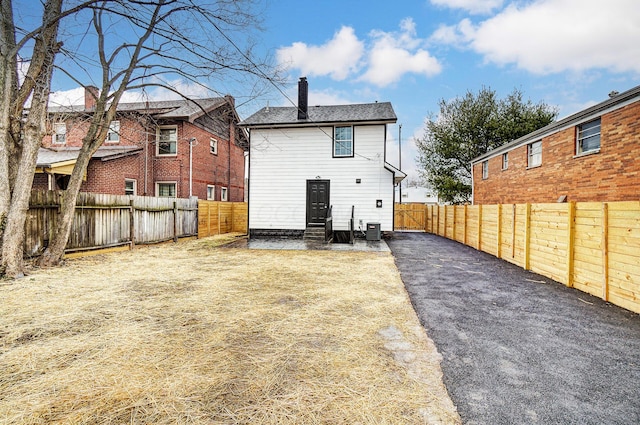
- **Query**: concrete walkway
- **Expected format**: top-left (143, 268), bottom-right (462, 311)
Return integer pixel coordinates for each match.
top-left (226, 237), bottom-right (390, 252)
top-left (387, 232), bottom-right (640, 425)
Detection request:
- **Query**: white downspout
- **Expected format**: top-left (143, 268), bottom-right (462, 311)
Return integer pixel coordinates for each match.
top-left (189, 137), bottom-right (196, 197)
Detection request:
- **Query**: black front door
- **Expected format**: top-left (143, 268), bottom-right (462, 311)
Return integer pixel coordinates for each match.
top-left (306, 180), bottom-right (330, 225)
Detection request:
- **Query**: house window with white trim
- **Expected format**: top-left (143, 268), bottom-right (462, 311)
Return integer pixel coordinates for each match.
top-left (210, 138), bottom-right (218, 155)
top-left (156, 182), bottom-right (176, 197)
top-left (333, 126), bottom-right (353, 157)
top-left (157, 126), bottom-right (177, 156)
top-left (221, 187), bottom-right (228, 201)
top-left (482, 160), bottom-right (488, 179)
top-left (502, 152), bottom-right (508, 170)
top-left (207, 185), bottom-right (215, 200)
top-left (53, 123), bottom-right (66, 144)
top-left (528, 141), bottom-right (542, 168)
top-left (106, 120), bottom-right (120, 143)
top-left (576, 118), bottom-right (601, 155)
top-left (125, 179), bottom-right (136, 196)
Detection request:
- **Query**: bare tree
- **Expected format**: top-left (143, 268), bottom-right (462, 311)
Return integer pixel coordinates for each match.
top-left (0, 0), bottom-right (65, 277)
top-left (1, 0), bottom-right (279, 276)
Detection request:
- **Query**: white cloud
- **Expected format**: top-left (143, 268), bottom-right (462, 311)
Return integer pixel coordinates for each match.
top-left (430, 0), bottom-right (504, 14)
top-left (429, 19), bottom-right (475, 46)
top-left (436, 0), bottom-right (640, 74)
top-left (360, 18), bottom-right (442, 86)
top-left (277, 19), bottom-right (442, 87)
top-left (276, 26), bottom-right (364, 80)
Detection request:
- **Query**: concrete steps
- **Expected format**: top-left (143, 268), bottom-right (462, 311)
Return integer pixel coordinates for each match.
top-left (303, 226), bottom-right (326, 241)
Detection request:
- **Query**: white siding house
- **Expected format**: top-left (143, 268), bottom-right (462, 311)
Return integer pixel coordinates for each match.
top-left (240, 78), bottom-right (404, 239)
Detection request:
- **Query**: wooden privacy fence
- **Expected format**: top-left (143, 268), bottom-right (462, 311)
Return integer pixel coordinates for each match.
top-left (26, 191), bottom-right (199, 256)
top-left (197, 200), bottom-right (248, 238)
top-left (394, 202), bottom-right (640, 314)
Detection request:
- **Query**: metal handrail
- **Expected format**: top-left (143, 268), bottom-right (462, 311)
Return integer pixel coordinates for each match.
top-left (324, 205), bottom-right (333, 242)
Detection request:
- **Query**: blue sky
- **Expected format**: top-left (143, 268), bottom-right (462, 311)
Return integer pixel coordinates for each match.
top-left (48, 0), bottom-right (640, 183)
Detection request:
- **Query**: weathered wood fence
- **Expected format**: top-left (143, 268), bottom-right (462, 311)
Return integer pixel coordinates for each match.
top-left (25, 191), bottom-right (246, 257)
top-left (395, 202), bottom-right (640, 314)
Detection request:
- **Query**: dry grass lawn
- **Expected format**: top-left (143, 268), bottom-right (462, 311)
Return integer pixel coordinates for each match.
top-left (0, 235), bottom-right (460, 424)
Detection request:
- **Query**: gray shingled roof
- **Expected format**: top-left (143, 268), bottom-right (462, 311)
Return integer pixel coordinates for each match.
top-left (48, 98), bottom-right (227, 121)
top-left (239, 102), bottom-right (397, 127)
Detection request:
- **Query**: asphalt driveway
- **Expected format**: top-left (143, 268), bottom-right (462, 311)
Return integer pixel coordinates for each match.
top-left (387, 232), bottom-right (640, 425)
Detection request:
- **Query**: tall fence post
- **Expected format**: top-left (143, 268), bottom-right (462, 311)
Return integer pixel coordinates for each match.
top-left (524, 203), bottom-right (531, 270)
top-left (477, 204), bottom-right (483, 251)
top-left (497, 203), bottom-right (502, 258)
top-left (511, 204), bottom-right (516, 259)
top-left (463, 204), bottom-right (468, 245)
top-left (602, 202), bottom-right (609, 301)
top-left (129, 199), bottom-right (135, 248)
top-left (173, 201), bottom-right (178, 243)
top-left (443, 205), bottom-right (448, 239)
top-left (566, 202), bottom-right (575, 288)
top-left (452, 205), bottom-right (457, 242)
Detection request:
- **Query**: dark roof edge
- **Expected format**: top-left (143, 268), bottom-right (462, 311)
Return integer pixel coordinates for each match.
top-left (238, 117), bottom-right (397, 128)
top-left (471, 84), bottom-right (640, 164)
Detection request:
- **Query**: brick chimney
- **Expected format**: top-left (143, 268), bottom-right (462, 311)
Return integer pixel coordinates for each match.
top-left (297, 77), bottom-right (308, 120)
top-left (84, 86), bottom-right (99, 111)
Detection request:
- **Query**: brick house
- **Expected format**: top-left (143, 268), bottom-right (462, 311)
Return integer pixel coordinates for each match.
top-left (35, 87), bottom-right (248, 201)
top-left (471, 84), bottom-right (640, 204)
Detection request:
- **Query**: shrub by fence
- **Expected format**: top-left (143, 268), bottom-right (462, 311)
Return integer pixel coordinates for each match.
top-left (395, 202), bottom-right (640, 314)
top-left (25, 190), bottom-right (201, 256)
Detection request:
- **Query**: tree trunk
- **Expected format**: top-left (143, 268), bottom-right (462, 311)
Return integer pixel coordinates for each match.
top-left (0, 0), bottom-right (17, 233)
top-left (1, 0), bottom-right (61, 277)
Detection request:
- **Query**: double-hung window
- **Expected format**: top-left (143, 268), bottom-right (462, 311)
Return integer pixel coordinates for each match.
top-left (106, 120), bottom-right (120, 143)
top-left (156, 182), bottom-right (176, 197)
top-left (207, 185), bottom-right (215, 200)
top-left (125, 179), bottom-right (136, 196)
top-left (53, 123), bottom-right (66, 144)
top-left (502, 153), bottom-right (509, 170)
top-left (576, 118), bottom-right (601, 155)
top-left (482, 160), bottom-right (488, 179)
top-left (157, 126), bottom-right (177, 156)
top-left (333, 126), bottom-right (353, 157)
top-left (528, 141), bottom-right (542, 168)
top-left (221, 187), bottom-right (228, 202)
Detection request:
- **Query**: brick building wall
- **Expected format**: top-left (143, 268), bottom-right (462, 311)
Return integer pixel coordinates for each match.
top-left (38, 102), bottom-right (246, 201)
top-left (473, 101), bottom-right (640, 204)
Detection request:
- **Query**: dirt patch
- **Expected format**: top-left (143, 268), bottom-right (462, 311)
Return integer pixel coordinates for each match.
top-left (0, 235), bottom-right (459, 424)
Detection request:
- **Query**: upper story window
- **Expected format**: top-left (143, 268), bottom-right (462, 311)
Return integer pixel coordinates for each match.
top-left (528, 141), bottom-right (542, 168)
top-left (333, 126), bottom-right (353, 157)
top-left (157, 126), bottom-right (177, 156)
top-left (576, 118), bottom-right (601, 155)
top-left (106, 120), bottom-right (120, 143)
top-left (482, 160), bottom-right (488, 179)
top-left (210, 138), bottom-right (218, 155)
top-left (220, 187), bottom-right (228, 202)
top-left (207, 185), bottom-right (215, 200)
top-left (502, 152), bottom-right (508, 170)
top-left (53, 123), bottom-right (66, 144)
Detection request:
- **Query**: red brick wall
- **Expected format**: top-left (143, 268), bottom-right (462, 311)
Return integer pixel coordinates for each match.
top-left (473, 102), bottom-right (640, 204)
top-left (39, 110), bottom-right (246, 200)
